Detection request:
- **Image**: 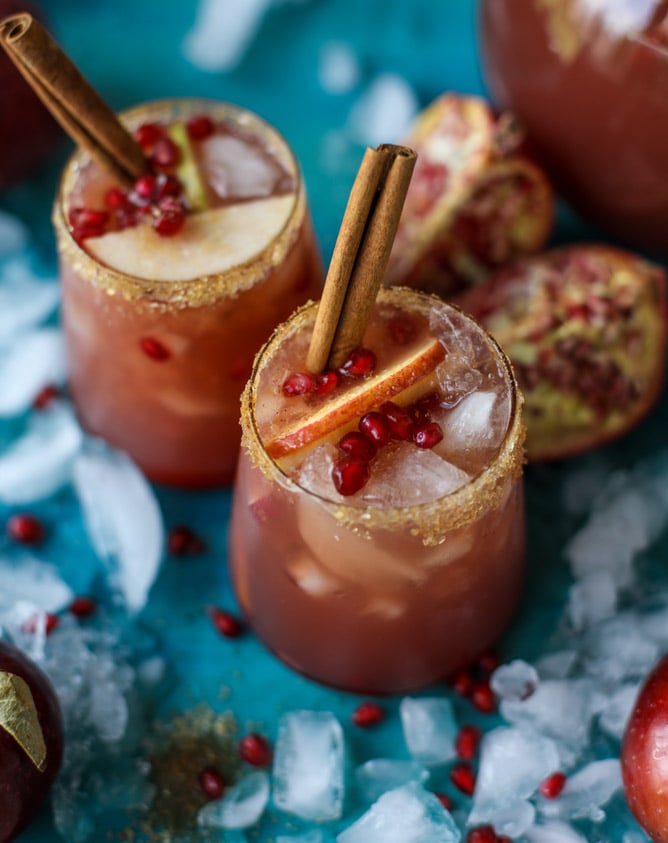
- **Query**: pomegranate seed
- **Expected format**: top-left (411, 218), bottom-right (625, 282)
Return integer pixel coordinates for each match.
top-left (338, 431), bottom-right (376, 462)
top-left (332, 455), bottom-right (370, 496)
top-left (282, 371), bottom-right (315, 397)
top-left (450, 762), bottom-right (476, 796)
top-left (539, 771), bottom-right (566, 799)
top-left (140, 337), bottom-right (170, 361)
top-left (435, 792), bottom-right (454, 811)
top-left (238, 732), bottom-right (273, 768)
top-left (69, 207), bottom-right (109, 240)
top-left (471, 679), bottom-right (496, 714)
top-left (455, 724), bottom-right (482, 760)
top-left (449, 667), bottom-right (474, 697)
top-left (135, 122), bottom-right (164, 150)
top-left (7, 513), bottom-right (45, 545)
top-left (477, 649), bottom-right (501, 675)
top-left (497, 836), bottom-right (514, 843)
top-left (133, 173), bottom-right (157, 201)
top-left (199, 766), bottom-right (225, 800)
top-left (315, 370), bottom-right (340, 396)
top-left (380, 401), bottom-right (413, 440)
top-left (33, 383), bottom-right (60, 409)
top-left (187, 114), bottom-right (215, 140)
top-left (105, 187), bottom-right (128, 210)
top-left (339, 347), bottom-right (376, 378)
top-left (151, 136), bottom-right (180, 169)
top-left (351, 701), bottom-right (385, 728)
top-left (23, 613), bottom-right (59, 635)
top-left (359, 412), bottom-right (391, 447)
top-left (69, 596), bottom-right (97, 618)
top-left (155, 173), bottom-right (183, 200)
top-left (153, 197), bottom-right (186, 236)
top-left (410, 391), bottom-right (442, 420)
top-left (466, 825), bottom-right (498, 843)
top-left (209, 607), bottom-right (243, 638)
top-left (413, 420), bottom-right (444, 449)
top-left (168, 525), bottom-right (206, 556)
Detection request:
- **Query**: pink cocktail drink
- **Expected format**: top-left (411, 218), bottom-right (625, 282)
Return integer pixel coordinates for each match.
top-left (53, 99), bottom-right (322, 487)
top-left (229, 287), bottom-right (526, 694)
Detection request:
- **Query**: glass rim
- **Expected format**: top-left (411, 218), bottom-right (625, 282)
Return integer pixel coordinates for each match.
top-left (52, 97), bottom-right (306, 307)
top-left (240, 286), bottom-right (526, 541)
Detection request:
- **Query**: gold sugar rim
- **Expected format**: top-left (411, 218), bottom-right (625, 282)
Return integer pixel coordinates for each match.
top-left (241, 286), bottom-right (526, 543)
top-left (53, 98), bottom-right (305, 308)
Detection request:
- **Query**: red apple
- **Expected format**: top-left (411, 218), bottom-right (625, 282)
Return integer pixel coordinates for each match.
top-left (0, 1), bottom-right (63, 189)
top-left (0, 640), bottom-right (64, 843)
top-left (622, 655), bottom-right (668, 841)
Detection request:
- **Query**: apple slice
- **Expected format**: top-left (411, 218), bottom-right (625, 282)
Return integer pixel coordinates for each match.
top-left (85, 194), bottom-right (295, 281)
top-left (265, 336), bottom-right (446, 461)
top-left (167, 121), bottom-right (209, 211)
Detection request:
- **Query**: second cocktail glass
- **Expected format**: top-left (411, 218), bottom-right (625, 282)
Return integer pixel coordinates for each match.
top-left (53, 98), bottom-right (322, 487)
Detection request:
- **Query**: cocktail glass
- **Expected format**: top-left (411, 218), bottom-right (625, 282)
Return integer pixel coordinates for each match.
top-left (229, 286), bottom-right (526, 694)
top-left (53, 98), bottom-right (322, 487)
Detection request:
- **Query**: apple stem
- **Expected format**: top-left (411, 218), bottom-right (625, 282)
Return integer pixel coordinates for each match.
top-left (306, 143), bottom-right (416, 373)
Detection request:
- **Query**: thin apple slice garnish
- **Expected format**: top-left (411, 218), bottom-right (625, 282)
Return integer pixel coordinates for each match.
top-left (167, 121), bottom-right (209, 212)
top-left (265, 335), bottom-right (446, 462)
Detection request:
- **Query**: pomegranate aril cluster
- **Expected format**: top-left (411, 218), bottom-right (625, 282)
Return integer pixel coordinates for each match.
top-left (67, 115), bottom-right (213, 244)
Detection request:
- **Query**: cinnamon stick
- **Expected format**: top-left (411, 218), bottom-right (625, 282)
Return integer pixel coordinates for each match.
top-left (0, 13), bottom-right (147, 186)
top-left (306, 143), bottom-right (416, 372)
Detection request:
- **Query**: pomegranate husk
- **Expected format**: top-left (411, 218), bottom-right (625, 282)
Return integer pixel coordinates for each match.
top-left (456, 244), bottom-right (667, 461)
top-left (385, 92), bottom-right (554, 296)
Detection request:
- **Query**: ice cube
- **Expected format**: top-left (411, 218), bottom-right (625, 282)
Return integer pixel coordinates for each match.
top-left (198, 771), bottom-right (270, 829)
top-left (580, 615), bottom-right (659, 684)
top-left (0, 402), bottom-right (83, 504)
top-left (0, 328), bottom-right (67, 417)
top-left (286, 553), bottom-right (341, 596)
top-left (273, 711), bottom-right (345, 821)
top-left (337, 782), bottom-right (460, 843)
top-left (597, 682), bottom-right (641, 742)
top-left (439, 391), bottom-right (497, 451)
top-left (567, 571), bottom-right (618, 631)
top-left (490, 660), bottom-right (539, 702)
top-left (277, 832), bottom-right (329, 843)
top-left (73, 440), bottom-right (164, 613)
top-left (399, 697), bottom-right (458, 766)
top-left (472, 801), bottom-right (536, 839)
top-left (538, 759), bottom-right (623, 822)
top-left (297, 443), bottom-right (343, 502)
top-left (201, 134), bottom-right (285, 200)
top-left (319, 41), bottom-right (360, 94)
top-left (500, 680), bottom-right (595, 765)
top-left (356, 759), bottom-right (429, 803)
top-left (347, 73), bottom-right (419, 147)
top-left (0, 209), bottom-right (29, 254)
top-left (524, 820), bottom-right (588, 842)
top-left (182, 0), bottom-right (271, 71)
top-left (534, 651), bottom-right (578, 680)
top-left (469, 726), bottom-right (560, 830)
top-left (0, 556), bottom-right (73, 615)
top-left (0, 258), bottom-right (59, 343)
top-left (361, 442), bottom-right (470, 507)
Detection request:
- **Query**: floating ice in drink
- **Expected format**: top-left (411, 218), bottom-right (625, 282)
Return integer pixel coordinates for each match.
top-left (229, 287), bottom-right (526, 694)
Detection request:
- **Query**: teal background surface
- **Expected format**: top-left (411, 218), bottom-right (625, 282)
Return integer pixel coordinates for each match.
top-left (1, 1), bottom-right (666, 841)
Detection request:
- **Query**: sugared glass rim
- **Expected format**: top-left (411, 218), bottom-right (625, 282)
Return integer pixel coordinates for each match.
top-left (241, 286), bottom-right (526, 542)
top-left (52, 98), bottom-right (306, 308)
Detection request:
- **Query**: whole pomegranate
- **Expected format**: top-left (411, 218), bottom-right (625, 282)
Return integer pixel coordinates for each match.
top-left (0, 640), bottom-right (63, 842)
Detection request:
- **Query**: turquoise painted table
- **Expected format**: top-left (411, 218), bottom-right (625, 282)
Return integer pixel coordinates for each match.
top-left (1, 1), bottom-right (666, 841)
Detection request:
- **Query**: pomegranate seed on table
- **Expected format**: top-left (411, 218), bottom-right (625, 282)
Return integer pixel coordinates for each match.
top-left (450, 761), bottom-right (476, 795)
top-left (168, 525), bottom-right (206, 556)
top-left (332, 455), bottom-right (370, 496)
top-left (339, 347), bottom-right (377, 377)
top-left (449, 666), bottom-right (475, 697)
top-left (6, 513), bottom-right (45, 545)
top-left (455, 724), bottom-right (482, 760)
top-left (199, 766), bottom-right (226, 800)
top-left (351, 701), bottom-right (385, 728)
top-left (23, 613), bottom-right (59, 636)
top-left (471, 678), bottom-right (497, 714)
top-left (282, 371), bottom-right (316, 396)
top-left (466, 825), bottom-right (499, 843)
top-left (209, 607), bottom-right (244, 638)
top-left (33, 383), bottom-right (60, 410)
top-left (238, 732), bottom-right (273, 767)
top-left (68, 596), bottom-right (97, 618)
top-left (539, 771), bottom-right (566, 799)
top-left (435, 791), bottom-right (454, 811)
top-left (359, 411), bottom-right (391, 447)
top-left (338, 431), bottom-right (377, 462)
